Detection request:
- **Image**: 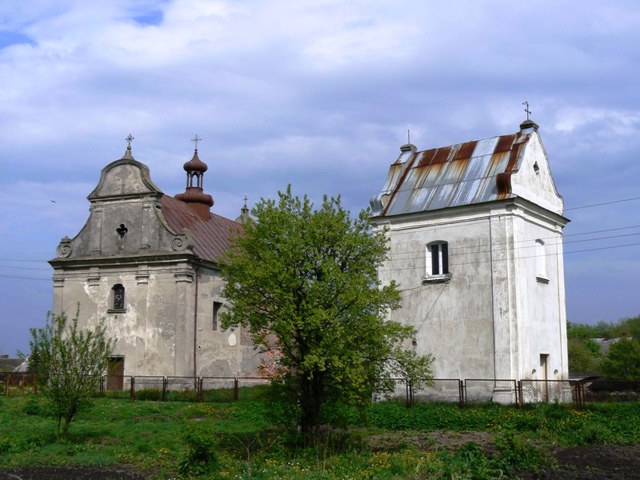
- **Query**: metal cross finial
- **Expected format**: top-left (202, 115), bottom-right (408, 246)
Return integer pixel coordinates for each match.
top-left (191, 134), bottom-right (202, 151)
top-left (243, 195), bottom-right (248, 207)
top-left (125, 134), bottom-right (135, 150)
top-left (522, 101), bottom-right (531, 120)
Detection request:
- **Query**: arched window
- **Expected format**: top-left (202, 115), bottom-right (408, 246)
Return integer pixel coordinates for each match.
top-left (425, 241), bottom-right (450, 283)
top-left (213, 301), bottom-right (222, 331)
top-left (111, 284), bottom-right (125, 311)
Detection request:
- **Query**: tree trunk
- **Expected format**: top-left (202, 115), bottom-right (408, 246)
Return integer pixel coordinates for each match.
top-left (299, 374), bottom-right (323, 446)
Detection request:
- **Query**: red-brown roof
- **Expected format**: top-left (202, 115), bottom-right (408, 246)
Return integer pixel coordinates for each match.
top-left (160, 194), bottom-right (242, 263)
top-left (370, 128), bottom-right (534, 217)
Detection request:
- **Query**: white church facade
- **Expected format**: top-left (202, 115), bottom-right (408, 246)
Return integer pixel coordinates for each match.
top-left (370, 119), bottom-right (569, 381)
top-left (49, 143), bottom-right (259, 381)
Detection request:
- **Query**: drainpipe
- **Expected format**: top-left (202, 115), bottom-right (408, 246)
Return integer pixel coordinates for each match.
top-left (193, 266), bottom-right (199, 379)
top-left (489, 214), bottom-right (497, 381)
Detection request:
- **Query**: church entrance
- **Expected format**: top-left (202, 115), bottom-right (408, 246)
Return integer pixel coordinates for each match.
top-left (106, 356), bottom-right (125, 391)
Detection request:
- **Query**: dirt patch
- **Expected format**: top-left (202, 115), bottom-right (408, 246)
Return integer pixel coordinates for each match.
top-left (0, 466), bottom-right (149, 480)
top-left (368, 429), bottom-right (495, 452)
top-left (368, 430), bottom-right (640, 479)
top-left (520, 445), bottom-right (640, 480)
top-left (3, 443), bottom-right (640, 479)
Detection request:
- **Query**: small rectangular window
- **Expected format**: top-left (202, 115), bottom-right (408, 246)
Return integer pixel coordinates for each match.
top-left (431, 244), bottom-right (440, 275)
top-left (441, 243), bottom-right (449, 274)
top-left (424, 241), bottom-right (451, 284)
top-left (213, 301), bottom-right (222, 331)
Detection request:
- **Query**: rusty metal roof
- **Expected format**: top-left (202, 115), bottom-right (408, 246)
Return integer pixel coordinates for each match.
top-left (370, 129), bottom-right (533, 217)
top-left (161, 195), bottom-right (242, 263)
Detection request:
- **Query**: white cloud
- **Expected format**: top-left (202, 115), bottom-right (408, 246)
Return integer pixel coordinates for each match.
top-left (1, 0), bottom-right (640, 353)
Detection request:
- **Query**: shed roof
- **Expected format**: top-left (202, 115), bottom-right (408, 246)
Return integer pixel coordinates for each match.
top-left (161, 194), bottom-right (242, 263)
top-left (370, 125), bottom-right (537, 217)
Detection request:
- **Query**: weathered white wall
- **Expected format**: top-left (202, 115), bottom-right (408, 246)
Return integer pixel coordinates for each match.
top-left (373, 132), bottom-right (569, 381)
top-left (51, 157), bottom-right (261, 378)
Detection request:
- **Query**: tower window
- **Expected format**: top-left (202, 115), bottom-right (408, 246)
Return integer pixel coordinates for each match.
top-left (424, 241), bottom-right (451, 284)
top-left (535, 239), bottom-right (549, 283)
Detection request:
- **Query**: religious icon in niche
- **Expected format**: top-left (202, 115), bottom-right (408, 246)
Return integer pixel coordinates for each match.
top-left (116, 224), bottom-right (128, 238)
top-left (112, 284), bottom-right (125, 310)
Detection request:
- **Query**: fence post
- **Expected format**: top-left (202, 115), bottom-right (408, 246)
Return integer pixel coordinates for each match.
top-left (458, 379), bottom-right (465, 407)
top-left (517, 380), bottom-right (523, 407)
top-left (233, 377), bottom-right (239, 401)
top-left (574, 381), bottom-right (584, 408)
top-left (198, 378), bottom-right (203, 402)
top-left (131, 376), bottom-right (136, 401)
top-left (405, 379), bottom-right (409, 407)
top-left (162, 377), bottom-right (168, 401)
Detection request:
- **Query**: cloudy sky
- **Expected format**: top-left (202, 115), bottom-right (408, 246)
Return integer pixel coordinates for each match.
top-left (1, 0), bottom-right (639, 355)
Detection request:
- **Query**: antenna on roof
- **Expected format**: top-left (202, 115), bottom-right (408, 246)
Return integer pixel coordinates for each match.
top-left (522, 101), bottom-right (531, 121)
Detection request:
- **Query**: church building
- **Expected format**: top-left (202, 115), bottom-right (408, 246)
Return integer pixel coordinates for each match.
top-left (49, 140), bottom-right (259, 381)
top-left (370, 118), bottom-right (569, 382)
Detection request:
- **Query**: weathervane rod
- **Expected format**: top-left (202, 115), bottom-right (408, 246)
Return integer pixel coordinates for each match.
top-left (522, 101), bottom-right (531, 120)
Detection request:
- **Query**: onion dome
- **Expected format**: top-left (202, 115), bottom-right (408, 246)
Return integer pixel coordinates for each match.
top-left (183, 149), bottom-right (208, 173)
top-left (175, 136), bottom-right (214, 219)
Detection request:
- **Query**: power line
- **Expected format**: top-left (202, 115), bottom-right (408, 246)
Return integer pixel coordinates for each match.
top-left (386, 228), bottom-right (640, 260)
top-left (379, 241), bottom-right (640, 275)
top-left (565, 195), bottom-right (640, 211)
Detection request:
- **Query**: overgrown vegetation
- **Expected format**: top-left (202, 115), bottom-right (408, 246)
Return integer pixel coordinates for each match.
top-left (28, 310), bottom-right (115, 439)
top-left (2, 393), bottom-right (640, 479)
top-left (568, 315), bottom-right (640, 378)
top-left (221, 187), bottom-right (433, 442)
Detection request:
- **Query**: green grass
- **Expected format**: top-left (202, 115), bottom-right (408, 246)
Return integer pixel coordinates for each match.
top-left (1, 393), bottom-right (640, 479)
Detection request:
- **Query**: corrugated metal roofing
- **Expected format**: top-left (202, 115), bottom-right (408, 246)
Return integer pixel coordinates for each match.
top-left (371, 129), bottom-right (532, 217)
top-left (160, 195), bottom-right (242, 263)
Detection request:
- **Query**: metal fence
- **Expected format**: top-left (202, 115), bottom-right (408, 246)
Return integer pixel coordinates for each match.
top-left (7, 372), bottom-right (640, 408)
top-left (98, 375), bottom-right (270, 402)
top-left (407, 378), bottom-right (631, 407)
top-left (0, 372), bottom-right (38, 396)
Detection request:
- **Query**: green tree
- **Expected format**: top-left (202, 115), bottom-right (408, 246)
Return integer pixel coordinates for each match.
top-left (567, 339), bottom-right (601, 375)
top-left (601, 338), bottom-right (640, 380)
top-left (29, 310), bottom-right (115, 438)
top-left (221, 187), bottom-right (431, 440)
top-left (567, 322), bottom-right (602, 341)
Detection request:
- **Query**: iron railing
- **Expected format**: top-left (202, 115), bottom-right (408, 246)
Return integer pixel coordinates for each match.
top-left (8, 372), bottom-right (640, 408)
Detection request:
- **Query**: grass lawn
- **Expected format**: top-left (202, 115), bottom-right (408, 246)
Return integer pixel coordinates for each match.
top-left (1, 390), bottom-right (640, 479)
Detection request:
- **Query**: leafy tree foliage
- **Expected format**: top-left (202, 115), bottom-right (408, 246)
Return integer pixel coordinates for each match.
top-left (567, 322), bottom-right (603, 341)
top-left (601, 338), bottom-right (640, 380)
top-left (567, 339), bottom-right (601, 376)
top-left (221, 187), bottom-right (432, 439)
top-left (29, 310), bottom-right (115, 438)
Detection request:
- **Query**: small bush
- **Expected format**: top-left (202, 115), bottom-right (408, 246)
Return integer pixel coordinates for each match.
top-left (22, 396), bottom-right (53, 417)
top-left (494, 431), bottom-right (548, 473)
top-left (178, 424), bottom-right (219, 476)
top-left (443, 442), bottom-right (494, 479)
top-left (135, 389), bottom-right (162, 401)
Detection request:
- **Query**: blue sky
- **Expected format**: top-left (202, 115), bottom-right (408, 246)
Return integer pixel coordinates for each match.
top-left (1, 0), bottom-right (639, 355)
